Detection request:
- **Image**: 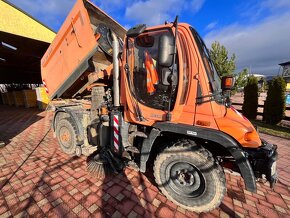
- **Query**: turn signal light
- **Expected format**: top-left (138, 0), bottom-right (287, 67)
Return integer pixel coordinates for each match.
top-left (196, 120), bottom-right (211, 127)
top-left (244, 132), bottom-right (254, 141)
top-left (221, 76), bottom-right (234, 90)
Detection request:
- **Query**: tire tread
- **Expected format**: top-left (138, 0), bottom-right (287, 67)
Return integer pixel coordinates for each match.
top-left (153, 139), bottom-right (226, 213)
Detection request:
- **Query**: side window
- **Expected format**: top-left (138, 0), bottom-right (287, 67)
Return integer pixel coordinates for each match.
top-left (179, 32), bottom-right (189, 104)
top-left (129, 29), bottom-right (179, 111)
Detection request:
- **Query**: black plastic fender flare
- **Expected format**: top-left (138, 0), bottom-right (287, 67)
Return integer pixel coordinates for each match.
top-left (52, 106), bottom-right (84, 145)
top-left (140, 122), bottom-right (257, 193)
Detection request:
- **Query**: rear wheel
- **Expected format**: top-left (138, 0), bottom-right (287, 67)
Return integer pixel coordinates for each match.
top-left (153, 139), bottom-right (226, 213)
top-left (56, 118), bottom-right (77, 155)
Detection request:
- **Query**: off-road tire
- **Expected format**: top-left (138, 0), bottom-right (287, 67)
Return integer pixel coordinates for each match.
top-left (153, 139), bottom-right (226, 213)
top-left (56, 118), bottom-right (78, 155)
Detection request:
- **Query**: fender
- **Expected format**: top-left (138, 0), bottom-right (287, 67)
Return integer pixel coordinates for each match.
top-left (140, 122), bottom-right (257, 192)
top-left (52, 105), bottom-right (84, 145)
top-left (140, 128), bottom-right (160, 172)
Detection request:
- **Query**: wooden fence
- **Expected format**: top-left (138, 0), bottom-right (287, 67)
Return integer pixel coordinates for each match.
top-left (231, 102), bottom-right (290, 121)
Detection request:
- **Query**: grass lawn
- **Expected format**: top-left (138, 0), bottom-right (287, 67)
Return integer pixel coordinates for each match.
top-left (251, 120), bottom-right (290, 139)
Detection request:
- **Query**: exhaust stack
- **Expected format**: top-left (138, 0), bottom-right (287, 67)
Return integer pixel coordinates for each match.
top-left (112, 32), bottom-right (120, 107)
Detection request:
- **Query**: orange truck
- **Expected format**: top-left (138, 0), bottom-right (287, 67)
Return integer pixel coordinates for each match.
top-left (41, 0), bottom-right (277, 212)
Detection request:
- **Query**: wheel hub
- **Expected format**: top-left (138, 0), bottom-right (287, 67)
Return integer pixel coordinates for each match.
top-left (60, 127), bottom-right (71, 144)
top-left (177, 169), bottom-right (195, 186)
top-left (167, 161), bottom-right (205, 198)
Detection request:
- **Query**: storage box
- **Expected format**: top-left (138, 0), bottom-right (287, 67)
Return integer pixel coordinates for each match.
top-left (22, 90), bottom-right (37, 108)
top-left (13, 91), bottom-right (25, 107)
top-left (7, 92), bottom-right (15, 105)
top-left (36, 87), bottom-right (45, 99)
top-left (1, 93), bottom-right (8, 105)
top-left (35, 87), bottom-right (50, 110)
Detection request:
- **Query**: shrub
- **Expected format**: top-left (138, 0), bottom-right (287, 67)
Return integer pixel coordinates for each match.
top-left (263, 76), bottom-right (286, 124)
top-left (242, 76), bottom-right (259, 119)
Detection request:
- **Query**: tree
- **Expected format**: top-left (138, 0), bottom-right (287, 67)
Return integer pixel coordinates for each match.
top-left (234, 68), bottom-right (249, 92)
top-left (209, 41), bottom-right (236, 77)
top-left (263, 77), bottom-right (286, 124)
top-left (242, 76), bottom-right (258, 119)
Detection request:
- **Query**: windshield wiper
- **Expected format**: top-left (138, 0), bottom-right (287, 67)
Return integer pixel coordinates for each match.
top-left (196, 91), bottom-right (230, 106)
top-left (196, 92), bottom-right (219, 104)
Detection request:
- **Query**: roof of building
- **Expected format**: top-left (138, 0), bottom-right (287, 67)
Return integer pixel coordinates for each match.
top-left (0, 0), bottom-right (56, 84)
top-left (0, 0), bottom-right (56, 43)
top-left (279, 61), bottom-right (290, 66)
top-left (251, 74), bottom-right (266, 78)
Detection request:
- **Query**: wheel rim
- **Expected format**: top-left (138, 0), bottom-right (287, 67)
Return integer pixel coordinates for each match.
top-left (166, 161), bottom-right (206, 198)
top-left (59, 126), bottom-right (72, 148)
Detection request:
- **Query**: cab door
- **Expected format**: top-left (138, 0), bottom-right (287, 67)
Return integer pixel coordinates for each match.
top-left (121, 28), bottom-right (183, 126)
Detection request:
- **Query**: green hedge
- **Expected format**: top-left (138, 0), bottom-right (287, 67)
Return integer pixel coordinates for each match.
top-left (263, 76), bottom-right (286, 124)
top-left (242, 76), bottom-right (258, 119)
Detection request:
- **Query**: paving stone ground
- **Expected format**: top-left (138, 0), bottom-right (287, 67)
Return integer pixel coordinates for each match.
top-left (0, 105), bottom-right (289, 218)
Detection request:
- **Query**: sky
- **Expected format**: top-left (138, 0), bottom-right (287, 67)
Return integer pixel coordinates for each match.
top-left (8, 0), bottom-right (290, 76)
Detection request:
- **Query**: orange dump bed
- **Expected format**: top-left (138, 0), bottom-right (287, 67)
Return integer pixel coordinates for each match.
top-left (41, 0), bottom-right (126, 99)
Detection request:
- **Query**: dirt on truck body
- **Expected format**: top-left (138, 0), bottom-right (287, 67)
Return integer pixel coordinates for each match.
top-left (41, 0), bottom-right (278, 213)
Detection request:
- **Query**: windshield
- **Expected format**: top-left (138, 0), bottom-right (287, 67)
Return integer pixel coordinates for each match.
top-left (190, 27), bottom-right (221, 92)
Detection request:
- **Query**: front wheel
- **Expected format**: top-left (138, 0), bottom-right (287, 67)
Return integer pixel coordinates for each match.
top-left (153, 139), bottom-right (226, 213)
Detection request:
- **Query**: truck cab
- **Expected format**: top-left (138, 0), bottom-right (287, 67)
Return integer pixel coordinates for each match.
top-left (121, 21), bottom-right (277, 200)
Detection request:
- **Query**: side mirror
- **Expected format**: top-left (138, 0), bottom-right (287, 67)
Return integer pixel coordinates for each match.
top-left (161, 68), bottom-right (177, 86)
top-left (158, 35), bottom-right (175, 67)
top-left (127, 24), bottom-right (146, 37)
top-left (221, 76), bottom-right (234, 90)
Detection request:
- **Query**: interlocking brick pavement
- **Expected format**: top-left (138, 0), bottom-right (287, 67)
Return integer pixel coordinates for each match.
top-left (0, 105), bottom-right (290, 217)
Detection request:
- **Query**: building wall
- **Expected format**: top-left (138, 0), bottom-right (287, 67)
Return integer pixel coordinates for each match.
top-left (0, 0), bottom-right (55, 43)
top-left (282, 64), bottom-right (290, 77)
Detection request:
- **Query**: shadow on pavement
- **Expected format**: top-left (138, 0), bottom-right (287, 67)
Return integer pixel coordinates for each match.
top-left (0, 105), bottom-right (43, 145)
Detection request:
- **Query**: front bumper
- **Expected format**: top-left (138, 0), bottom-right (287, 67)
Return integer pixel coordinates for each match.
top-left (245, 140), bottom-right (278, 188)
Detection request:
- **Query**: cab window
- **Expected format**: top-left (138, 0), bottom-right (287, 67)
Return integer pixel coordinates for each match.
top-left (128, 29), bottom-right (179, 111)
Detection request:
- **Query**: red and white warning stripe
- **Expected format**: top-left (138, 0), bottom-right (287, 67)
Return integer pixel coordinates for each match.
top-left (113, 115), bottom-right (119, 151)
top-left (42, 80), bottom-right (49, 94)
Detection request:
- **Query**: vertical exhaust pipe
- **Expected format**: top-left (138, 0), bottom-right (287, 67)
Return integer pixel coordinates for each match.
top-left (112, 32), bottom-right (120, 107)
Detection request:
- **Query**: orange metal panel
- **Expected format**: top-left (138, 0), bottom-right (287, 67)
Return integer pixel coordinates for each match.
top-left (41, 0), bottom-right (126, 99)
top-left (216, 107), bottom-right (261, 148)
top-left (41, 0), bottom-right (97, 99)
